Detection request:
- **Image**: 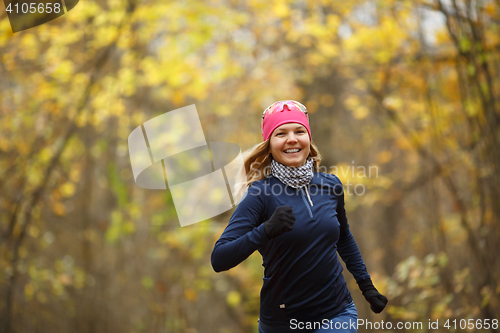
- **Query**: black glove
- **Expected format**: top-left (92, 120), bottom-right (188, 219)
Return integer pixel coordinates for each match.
top-left (357, 278), bottom-right (388, 313)
top-left (263, 206), bottom-right (295, 239)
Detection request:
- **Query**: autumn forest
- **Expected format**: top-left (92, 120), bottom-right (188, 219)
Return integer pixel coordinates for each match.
top-left (1, 0), bottom-right (499, 332)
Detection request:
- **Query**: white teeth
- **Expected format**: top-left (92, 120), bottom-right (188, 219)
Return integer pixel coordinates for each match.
top-left (285, 149), bottom-right (300, 153)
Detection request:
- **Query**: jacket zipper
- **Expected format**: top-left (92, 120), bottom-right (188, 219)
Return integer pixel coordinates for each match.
top-left (301, 185), bottom-right (314, 218)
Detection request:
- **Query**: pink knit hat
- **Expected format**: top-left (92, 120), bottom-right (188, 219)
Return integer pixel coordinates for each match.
top-left (261, 100), bottom-right (311, 141)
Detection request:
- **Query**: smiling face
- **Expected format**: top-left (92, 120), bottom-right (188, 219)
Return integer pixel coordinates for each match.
top-left (269, 123), bottom-right (311, 168)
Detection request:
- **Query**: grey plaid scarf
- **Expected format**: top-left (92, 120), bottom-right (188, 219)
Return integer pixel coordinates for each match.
top-left (270, 157), bottom-right (314, 189)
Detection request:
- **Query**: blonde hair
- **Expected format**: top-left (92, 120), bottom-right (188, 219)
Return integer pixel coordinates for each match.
top-left (233, 139), bottom-right (322, 203)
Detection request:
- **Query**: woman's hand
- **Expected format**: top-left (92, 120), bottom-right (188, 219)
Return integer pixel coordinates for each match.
top-left (357, 278), bottom-right (388, 313)
top-left (264, 206), bottom-right (295, 239)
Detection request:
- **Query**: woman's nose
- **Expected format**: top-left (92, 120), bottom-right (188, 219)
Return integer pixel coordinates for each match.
top-left (287, 134), bottom-right (298, 142)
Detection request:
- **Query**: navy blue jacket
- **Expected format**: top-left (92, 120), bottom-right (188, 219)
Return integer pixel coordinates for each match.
top-left (211, 172), bottom-right (370, 326)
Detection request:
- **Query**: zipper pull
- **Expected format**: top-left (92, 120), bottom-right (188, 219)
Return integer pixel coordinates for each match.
top-left (305, 185), bottom-right (313, 206)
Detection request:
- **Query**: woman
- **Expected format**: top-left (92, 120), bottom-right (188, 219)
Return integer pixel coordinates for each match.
top-left (211, 101), bottom-right (387, 333)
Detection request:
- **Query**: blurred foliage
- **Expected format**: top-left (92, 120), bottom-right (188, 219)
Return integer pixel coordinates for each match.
top-left (1, 0), bottom-right (499, 332)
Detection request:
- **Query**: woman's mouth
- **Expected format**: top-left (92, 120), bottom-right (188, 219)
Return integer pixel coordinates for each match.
top-left (284, 148), bottom-right (301, 155)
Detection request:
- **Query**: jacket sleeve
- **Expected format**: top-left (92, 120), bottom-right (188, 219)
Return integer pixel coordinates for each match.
top-left (332, 175), bottom-right (371, 283)
top-left (211, 183), bottom-right (269, 273)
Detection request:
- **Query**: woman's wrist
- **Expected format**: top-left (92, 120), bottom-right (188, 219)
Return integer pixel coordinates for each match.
top-left (357, 278), bottom-right (388, 314)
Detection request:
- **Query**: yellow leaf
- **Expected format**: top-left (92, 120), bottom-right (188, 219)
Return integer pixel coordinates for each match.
top-left (226, 290), bottom-right (241, 307)
top-left (320, 94), bottom-right (335, 107)
top-left (141, 276), bottom-right (154, 289)
top-left (20, 33), bottom-right (39, 60)
top-left (24, 283), bottom-right (35, 299)
top-left (352, 105), bottom-right (369, 119)
top-left (19, 246), bottom-right (28, 258)
top-left (184, 288), bottom-right (197, 301)
top-left (273, 1), bottom-right (289, 18)
top-left (52, 202), bottom-right (65, 216)
top-left (318, 41), bottom-right (339, 58)
top-left (395, 136), bottom-right (411, 150)
top-left (60, 182), bottom-right (76, 198)
top-left (70, 167), bottom-right (81, 182)
top-left (307, 100), bottom-right (318, 114)
top-left (484, 3), bottom-right (496, 16)
top-left (28, 225), bottom-right (40, 238)
top-left (377, 151), bottom-right (392, 164)
top-left (53, 60), bottom-right (74, 83)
